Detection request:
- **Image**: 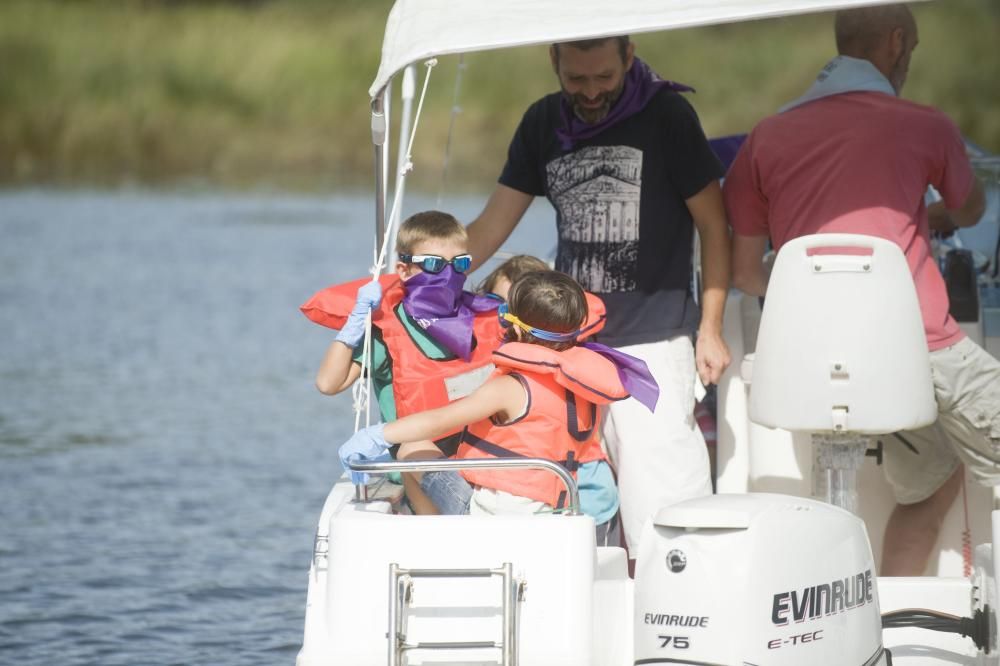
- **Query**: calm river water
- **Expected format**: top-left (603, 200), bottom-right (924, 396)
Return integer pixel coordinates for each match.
top-left (0, 189), bottom-right (555, 665)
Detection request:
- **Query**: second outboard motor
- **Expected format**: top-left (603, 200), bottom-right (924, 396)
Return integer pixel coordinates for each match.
top-left (634, 493), bottom-right (888, 665)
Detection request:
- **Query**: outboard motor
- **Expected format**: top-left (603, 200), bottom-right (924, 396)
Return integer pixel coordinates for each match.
top-left (634, 493), bottom-right (888, 665)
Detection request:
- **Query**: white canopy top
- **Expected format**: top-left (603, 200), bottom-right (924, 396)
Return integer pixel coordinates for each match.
top-left (370, 0), bottom-right (910, 97)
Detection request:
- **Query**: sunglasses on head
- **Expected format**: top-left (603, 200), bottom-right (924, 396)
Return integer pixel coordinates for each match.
top-left (399, 253), bottom-right (473, 274)
top-left (497, 302), bottom-right (579, 343)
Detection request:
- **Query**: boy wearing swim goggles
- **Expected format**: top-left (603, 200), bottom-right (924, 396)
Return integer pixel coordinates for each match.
top-left (339, 270), bottom-right (659, 544)
top-left (397, 252), bottom-right (473, 275)
top-left (303, 210), bottom-right (506, 514)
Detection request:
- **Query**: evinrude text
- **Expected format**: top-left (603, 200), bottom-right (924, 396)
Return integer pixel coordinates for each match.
top-left (643, 614), bottom-right (709, 628)
top-left (771, 569), bottom-right (873, 625)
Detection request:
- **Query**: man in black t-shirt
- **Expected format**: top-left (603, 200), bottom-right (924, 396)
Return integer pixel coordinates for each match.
top-left (465, 36), bottom-right (731, 553)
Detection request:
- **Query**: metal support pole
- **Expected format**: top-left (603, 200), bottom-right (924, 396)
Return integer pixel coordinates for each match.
top-left (386, 65), bottom-right (416, 267)
top-left (811, 433), bottom-right (869, 514)
top-left (371, 89), bottom-right (388, 257)
top-left (361, 86), bottom-right (390, 506)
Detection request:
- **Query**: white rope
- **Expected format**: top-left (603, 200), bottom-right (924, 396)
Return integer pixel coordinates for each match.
top-left (352, 317), bottom-right (374, 431)
top-left (352, 58), bottom-right (439, 430)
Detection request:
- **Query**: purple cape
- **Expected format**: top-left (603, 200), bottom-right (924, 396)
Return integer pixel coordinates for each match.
top-left (582, 342), bottom-right (659, 412)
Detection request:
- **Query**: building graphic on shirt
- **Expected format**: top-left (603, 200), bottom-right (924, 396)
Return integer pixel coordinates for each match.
top-left (545, 146), bottom-right (641, 292)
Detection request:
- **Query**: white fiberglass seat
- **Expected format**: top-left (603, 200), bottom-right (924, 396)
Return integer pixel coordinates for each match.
top-left (748, 233), bottom-right (936, 434)
top-left (742, 233), bottom-right (938, 514)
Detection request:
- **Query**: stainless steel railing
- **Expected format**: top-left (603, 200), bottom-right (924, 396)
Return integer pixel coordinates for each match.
top-left (347, 457), bottom-right (581, 516)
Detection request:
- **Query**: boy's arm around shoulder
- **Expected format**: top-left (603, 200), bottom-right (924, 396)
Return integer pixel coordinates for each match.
top-left (383, 374), bottom-right (525, 445)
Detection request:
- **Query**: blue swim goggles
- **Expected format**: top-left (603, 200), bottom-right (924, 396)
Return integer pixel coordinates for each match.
top-left (399, 253), bottom-right (473, 274)
top-left (497, 302), bottom-right (580, 342)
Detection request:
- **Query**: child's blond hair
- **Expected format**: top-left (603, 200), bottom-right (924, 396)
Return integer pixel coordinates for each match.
top-left (395, 210), bottom-right (467, 256)
top-left (478, 254), bottom-right (550, 295)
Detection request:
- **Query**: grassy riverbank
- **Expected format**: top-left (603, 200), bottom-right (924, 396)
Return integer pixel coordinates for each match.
top-left (1, 0), bottom-right (997, 191)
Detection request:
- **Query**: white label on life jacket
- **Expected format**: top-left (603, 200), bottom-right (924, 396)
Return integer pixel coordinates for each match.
top-left (444, 363), bottom-right (495, 401)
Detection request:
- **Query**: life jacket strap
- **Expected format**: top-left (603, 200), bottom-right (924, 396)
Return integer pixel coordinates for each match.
top-left (462, 432), bottom-right (581, 472)
top-left (554, 450), bottom-right (579, 510)
top-left (564, 389), bottom-right (597, 442)
top-left (563, 450), bottom-right (579, 472)
top-left (462, 431), bottom-right (525, 459)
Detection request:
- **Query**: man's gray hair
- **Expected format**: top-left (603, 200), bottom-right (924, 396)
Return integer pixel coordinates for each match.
top-left (834, 4), bottom-right (915, 57)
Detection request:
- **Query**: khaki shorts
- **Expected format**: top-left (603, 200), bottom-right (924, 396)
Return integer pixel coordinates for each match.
top-left (883, 337), bottom-right (1000, 504)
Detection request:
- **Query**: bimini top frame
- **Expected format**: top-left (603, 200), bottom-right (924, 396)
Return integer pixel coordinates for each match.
top-left (368, 0), bottom-right (928, 99)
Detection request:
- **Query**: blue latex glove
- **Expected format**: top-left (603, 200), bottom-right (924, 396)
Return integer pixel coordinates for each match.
top-left (339, 423), bottom-right (392, 485)
top-left (335, 280), bottom-right (383, 349)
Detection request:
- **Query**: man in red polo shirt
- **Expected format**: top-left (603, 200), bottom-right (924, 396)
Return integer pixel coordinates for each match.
top-left (724, 4), bottom-right (992, 576)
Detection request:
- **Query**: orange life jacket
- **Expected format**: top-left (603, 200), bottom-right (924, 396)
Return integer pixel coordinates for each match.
top-left (300, 275), bottom-right (609, 419)
top-left (457, 341), bottom-right (629, 509)
top-left (301, 274), bottom-right (502, 418)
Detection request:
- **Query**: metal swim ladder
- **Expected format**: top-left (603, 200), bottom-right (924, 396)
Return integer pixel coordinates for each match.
top-left (346, 457), bottom-right (582, 666)
top-left (387, 561), bottom-right (526, 666)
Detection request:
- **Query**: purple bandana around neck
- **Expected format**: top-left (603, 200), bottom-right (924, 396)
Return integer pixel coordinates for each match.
top-left (581, 342), bottom-right (659, 412)
top-left (401, 266), bottom-right (500, 361)
top-left (556, 57), bottom-right (694, 151)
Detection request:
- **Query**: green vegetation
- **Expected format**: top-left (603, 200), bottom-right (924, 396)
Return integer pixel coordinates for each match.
top-left (1, 0), bottom-right (997, 191)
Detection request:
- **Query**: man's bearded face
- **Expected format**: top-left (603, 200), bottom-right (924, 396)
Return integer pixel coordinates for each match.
top-left (563, 77), bottom-right (627, 123)
top-left (554, 41), bottom-right (630, 124)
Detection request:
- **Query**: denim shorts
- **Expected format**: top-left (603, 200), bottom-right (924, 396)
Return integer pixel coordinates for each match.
top-left (420, 470), bottom-right (474, 515)
top-left (421, 470), bottom-right (622, 545)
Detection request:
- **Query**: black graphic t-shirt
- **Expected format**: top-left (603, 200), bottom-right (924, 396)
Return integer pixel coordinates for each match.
top-left (499, 89), bottom-right (724, 346)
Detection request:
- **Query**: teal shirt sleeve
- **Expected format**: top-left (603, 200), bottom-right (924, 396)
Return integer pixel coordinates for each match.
top-left (351, 332), bottom-right (396, 422)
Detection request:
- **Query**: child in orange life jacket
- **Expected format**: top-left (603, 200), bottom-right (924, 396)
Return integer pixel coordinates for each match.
top-left (382, 254), bottom-right (610, 517)
top-left (303, 210), bottom-right (505, 514)
top-left (388, 254), bottom-right (555, 512)
top-left (339, 270), bottom-right (660, 544)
